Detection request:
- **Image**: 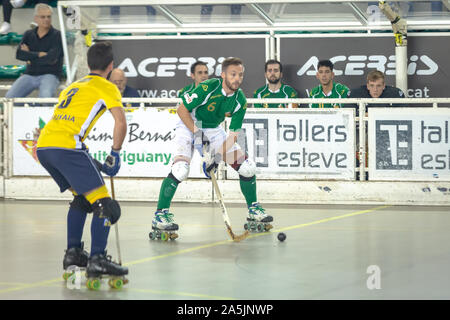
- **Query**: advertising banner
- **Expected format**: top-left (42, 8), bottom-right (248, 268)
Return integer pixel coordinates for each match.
top-left (111, 37), bottom-right (268, 98)
top-left (279, 35), bottom-right (450, 99)
top-left (13, 108), bottom-right (204, 178)
top-left (227, 109), bottom-right (356, 180)
top-left (368, 108), bottom-right (450, 181)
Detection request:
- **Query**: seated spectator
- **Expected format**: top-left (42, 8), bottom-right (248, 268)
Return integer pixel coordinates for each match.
top-left (253, 59), bottom-right (298, 108)
top-left (6, 3), bottom-right (63, 100)
top-left (109, 68), bottom-right (140, 107)
top-left (309, 59), bottom-right (349, 108)
top-left (345, 70), bottom-right (405, 115)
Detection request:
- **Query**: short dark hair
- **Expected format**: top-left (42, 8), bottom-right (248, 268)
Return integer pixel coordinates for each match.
top-left (191, 61), bottom-right (208, 74)
top-left (317, 59), bottom-right (334, 71)
top-left (221, 57), bottom-right (243, 72)
top-left (265, 59), bottom-right (282, 73)
top-left (87, 41), bottom-right (113, 71)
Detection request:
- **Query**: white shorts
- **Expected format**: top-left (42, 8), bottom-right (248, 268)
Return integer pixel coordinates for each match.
top-left (174, 115), bottom-right (241, 160)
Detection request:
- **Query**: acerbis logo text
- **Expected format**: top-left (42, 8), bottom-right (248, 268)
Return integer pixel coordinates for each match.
top-left (297, 55), bottom-right (438, 77)
top-left (117, 57), bottom-right (226, 78)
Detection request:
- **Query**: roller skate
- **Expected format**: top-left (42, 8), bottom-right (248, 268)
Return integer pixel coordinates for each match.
top-left (149, 209), bottom-right (179, 241)
top-left (244, 202), bottom-right (273, 233)
top-left (62, 242), bottom-right (89, 282)
top-left (85, 251), bottom-right (129, 290)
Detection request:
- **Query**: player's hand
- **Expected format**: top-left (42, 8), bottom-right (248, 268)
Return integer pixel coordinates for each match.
top-left (193, 129), bottom-right (210, 156)
top-left (202, 151), bottom-right (221, 179)
top-left (102, 148), bottom-right (121, 177)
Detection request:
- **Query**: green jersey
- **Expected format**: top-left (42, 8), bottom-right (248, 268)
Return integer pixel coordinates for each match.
top-left (253, 83), bottom-right (298, 108)
top-left (178, 82), bottom-right (196, 98)
top-left (309, 82), bottom-right (349, 108)
top-left (180, 78), bottom-right (247, 132)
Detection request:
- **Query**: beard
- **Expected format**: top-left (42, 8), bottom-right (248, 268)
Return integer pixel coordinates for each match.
top-left (267, 76), bottom-right (281, 85)
top-left (224, 78), bottom-right (240, 92)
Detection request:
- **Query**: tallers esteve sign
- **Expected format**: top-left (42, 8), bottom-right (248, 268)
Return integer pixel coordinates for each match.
top-left (226, 109), bottom-right (356, 180)
top-left (368, 108), bottom-right (450, 181)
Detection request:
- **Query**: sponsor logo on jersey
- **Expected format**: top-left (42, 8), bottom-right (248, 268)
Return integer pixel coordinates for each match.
top-left (184, 92), bottom-right (198, 104)
top-left (297, 55), bottom-right (438, 77)
top-left (52, 114), bottom-right (75, 122)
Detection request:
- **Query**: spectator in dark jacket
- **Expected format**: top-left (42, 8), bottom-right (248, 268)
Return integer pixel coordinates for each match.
top-left (6, 3), bottom-right (62, 99)
top-left (109, 68), bottom-right (140, 107)
top-left (344, 70), bottom-right (405, 115)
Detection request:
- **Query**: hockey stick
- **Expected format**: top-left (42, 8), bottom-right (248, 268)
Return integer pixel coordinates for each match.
top-left (210, 170), bottom-right (249, 242)
top-left (109, 177), bottom-right (123, 265)
top-left (92, 158), bottom-right (124, 264)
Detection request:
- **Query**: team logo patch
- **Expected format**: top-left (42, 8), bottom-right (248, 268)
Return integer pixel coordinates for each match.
top-left (202, 84), bottom-right (208, 91)
top-left (184, 92), bottom-right (198, 104)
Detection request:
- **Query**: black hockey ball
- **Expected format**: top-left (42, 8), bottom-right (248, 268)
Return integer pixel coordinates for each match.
top-left (277, 232), bottom-right (286, 242)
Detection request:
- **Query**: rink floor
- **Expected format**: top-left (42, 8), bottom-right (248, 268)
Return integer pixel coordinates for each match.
top-left (0, 199), bottom-right (449, 300)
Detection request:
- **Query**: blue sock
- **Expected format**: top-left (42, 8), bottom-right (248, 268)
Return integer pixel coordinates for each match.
top-left (90, 215), bottom-right (110, 256)
top-left (67, 207), bottom-right (87, 250)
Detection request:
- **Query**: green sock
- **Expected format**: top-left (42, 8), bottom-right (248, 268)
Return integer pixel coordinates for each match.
top-left (157, 176), bottom-right (179, 210)
top-left (239, 175), bottom-right (257, 207)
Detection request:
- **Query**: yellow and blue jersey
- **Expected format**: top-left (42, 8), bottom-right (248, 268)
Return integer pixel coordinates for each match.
top-left (37, 74), bottom-right (123, 149)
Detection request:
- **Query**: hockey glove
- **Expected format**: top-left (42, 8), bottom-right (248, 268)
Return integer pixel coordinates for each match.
top-left (202, 151), bottom-right (221, 179)
top-left (102, 148), bottom-right (121, 177)
top-left (193, 129), bottom-right (210, 156)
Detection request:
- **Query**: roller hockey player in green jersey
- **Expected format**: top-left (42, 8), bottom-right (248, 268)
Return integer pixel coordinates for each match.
top-left (149, 57), bottom-right (273, 241)
top-left (253, 59), bottom-right (298, 109)
top-left (177, 60), bottom-right (209, 98)
top-left (309, 59), bottom-right (349, 108)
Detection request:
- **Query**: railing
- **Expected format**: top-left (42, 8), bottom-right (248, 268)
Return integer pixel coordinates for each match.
top-left (1, 97), bottom-right (449, 204)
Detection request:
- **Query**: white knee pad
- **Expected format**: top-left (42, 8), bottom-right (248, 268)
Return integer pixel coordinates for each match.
top-left (237, 158), bottom-right (256, 178)
top-left (171, 161), bottom-right (190, 182)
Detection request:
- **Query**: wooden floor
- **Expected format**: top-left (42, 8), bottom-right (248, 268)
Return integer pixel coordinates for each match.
top-left (0, 200), bottom-right (449, 300)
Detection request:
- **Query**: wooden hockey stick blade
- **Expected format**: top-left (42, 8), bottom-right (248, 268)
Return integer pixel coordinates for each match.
top-left (211, 172), bottom-right (249, 242)
top-left (224, 221), bottom-right (249, 242)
